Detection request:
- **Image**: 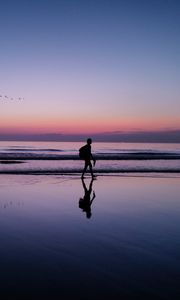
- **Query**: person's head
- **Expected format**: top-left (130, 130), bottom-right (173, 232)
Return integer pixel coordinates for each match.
top-left (87, 138), bottom-right (92, 145)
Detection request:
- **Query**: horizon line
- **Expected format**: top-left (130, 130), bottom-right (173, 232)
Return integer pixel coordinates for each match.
top-left (0, 129), bottom-right (180, 143)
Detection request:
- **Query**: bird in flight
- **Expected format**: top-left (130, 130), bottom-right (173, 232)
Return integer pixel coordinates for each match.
top-left (0, 94), bottom-right (24, 100)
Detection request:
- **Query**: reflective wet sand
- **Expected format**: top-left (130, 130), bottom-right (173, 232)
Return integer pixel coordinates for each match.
top-left (0, 175), bottom-right (180, 299)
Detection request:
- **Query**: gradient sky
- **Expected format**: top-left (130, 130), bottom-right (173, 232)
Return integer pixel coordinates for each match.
top-left (0, 0), bottom-right (180, 136)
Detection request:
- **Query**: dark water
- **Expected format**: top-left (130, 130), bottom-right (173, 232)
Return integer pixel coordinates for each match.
top-left (0, 175), bottom-right (180, 299)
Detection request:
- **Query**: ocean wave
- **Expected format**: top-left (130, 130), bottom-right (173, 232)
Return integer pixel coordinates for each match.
top-left (0, 152), bottom-right (180, 160)
top-left (2, 148), bottom-right (64, 152)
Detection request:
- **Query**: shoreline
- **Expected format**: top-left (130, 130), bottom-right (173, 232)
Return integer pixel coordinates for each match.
top-left (0, 169), bottom-right (180, 175)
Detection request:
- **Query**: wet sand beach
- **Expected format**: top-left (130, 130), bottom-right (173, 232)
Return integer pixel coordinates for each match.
top-left (0, 174), bottom-right (180, 299)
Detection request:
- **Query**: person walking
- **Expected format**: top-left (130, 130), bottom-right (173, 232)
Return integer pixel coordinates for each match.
top-left (79, 138), bottom-right (96, 179)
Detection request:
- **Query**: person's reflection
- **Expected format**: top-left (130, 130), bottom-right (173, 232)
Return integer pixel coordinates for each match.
top-left (79, 178), bottom-right (96, 219)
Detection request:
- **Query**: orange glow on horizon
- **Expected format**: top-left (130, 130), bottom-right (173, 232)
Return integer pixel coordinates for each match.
top-left (1, 113), bottom-right (180, 135)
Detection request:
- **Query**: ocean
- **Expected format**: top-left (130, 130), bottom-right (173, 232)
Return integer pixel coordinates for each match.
top-left (0, 141), bottom-right (180, 175)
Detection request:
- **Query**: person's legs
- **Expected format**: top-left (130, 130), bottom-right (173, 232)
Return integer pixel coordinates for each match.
top-left (88, 161), bottom-right (94, 178)
top-left (82, 160), bottom-right (95, 178)
top-left (81, 160), bottom-right (88, 178)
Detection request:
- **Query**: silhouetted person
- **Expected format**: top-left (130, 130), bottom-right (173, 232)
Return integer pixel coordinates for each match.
top-left (79, 138), bottom-right (96, 179)
top-left (79, 178), bottom-right (96, 219)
